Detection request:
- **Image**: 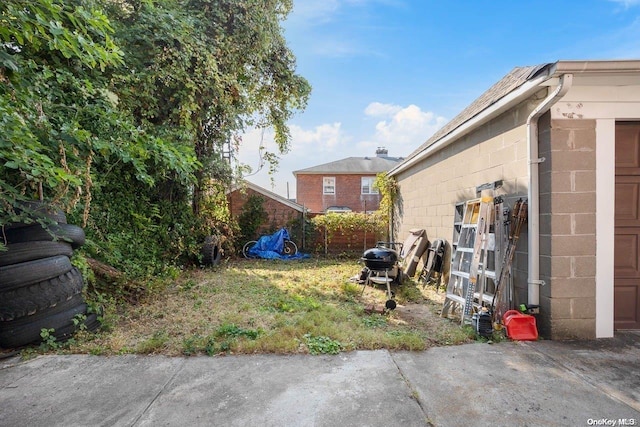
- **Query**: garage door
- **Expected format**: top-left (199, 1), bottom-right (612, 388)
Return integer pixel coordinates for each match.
top-left (615, 122), bottom-right (640, 329)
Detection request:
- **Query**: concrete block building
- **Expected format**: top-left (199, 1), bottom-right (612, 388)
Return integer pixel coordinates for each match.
top-left (389, 60), bottom-right (640, 339)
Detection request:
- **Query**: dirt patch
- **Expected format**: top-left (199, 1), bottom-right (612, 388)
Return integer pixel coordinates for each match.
top-left (394, 302), bottom-right (437, 324)
top-left (361, 282), bottom-right (453, 325)
top-left (362, 301), bottom-right (441, 323)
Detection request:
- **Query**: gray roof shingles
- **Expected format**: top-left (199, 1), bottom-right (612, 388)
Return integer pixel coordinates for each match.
top-left (293, 156), bottom-right (403, 175)
top-left (400, 63), bottom-right (552, 166)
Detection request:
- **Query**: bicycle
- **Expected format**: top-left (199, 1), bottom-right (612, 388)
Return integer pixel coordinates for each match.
top-left (242, 228), bottom-right (298, 259)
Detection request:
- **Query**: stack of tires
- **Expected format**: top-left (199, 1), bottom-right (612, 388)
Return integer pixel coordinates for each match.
top-left (0, 202), bottom-right (99, 348)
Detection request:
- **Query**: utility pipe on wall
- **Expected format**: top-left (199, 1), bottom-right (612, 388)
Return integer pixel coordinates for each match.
top-left (526, 73), bottom-right (573, 307)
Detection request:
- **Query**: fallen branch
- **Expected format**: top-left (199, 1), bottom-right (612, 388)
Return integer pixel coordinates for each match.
top-left (86, 257), bottom-right (123, 282)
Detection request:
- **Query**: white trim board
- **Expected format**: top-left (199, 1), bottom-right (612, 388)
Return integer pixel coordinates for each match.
top-left (596, 119), bottom-right (615, 338)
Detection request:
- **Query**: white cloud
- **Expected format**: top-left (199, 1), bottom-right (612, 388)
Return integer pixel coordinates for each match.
top-left (362, 102), bottom-right (447, 151)
top-left (237, 123), bottom-right (346, 177)
top-left (238, 122), bottom-right (349, 197)
top-left (235, 127), bottom-right (271, 177)
top-left (238, 103), bottom-right (446, 197)
top-left (290, 122), bottom-right (345, 151)
top-left (364, 102), bottom-right (402, 117)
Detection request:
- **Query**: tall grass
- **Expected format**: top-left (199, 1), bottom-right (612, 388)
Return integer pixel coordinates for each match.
top-left (68, 258), bottom-right (472, 356)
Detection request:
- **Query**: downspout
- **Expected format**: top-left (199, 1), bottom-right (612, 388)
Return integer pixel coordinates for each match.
top-left (527, 73), bottom-right (573, 307)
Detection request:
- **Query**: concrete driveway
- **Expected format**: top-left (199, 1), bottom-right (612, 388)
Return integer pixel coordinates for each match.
top-left (0, 332), bottom-right (638, 427)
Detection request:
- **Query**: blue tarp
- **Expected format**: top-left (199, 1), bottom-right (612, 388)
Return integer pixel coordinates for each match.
top-left (247, 228), bottom-right (310, 260)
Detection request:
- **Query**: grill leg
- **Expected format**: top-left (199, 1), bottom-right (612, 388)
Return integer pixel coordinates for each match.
top-left (361, 269), bottom-right (372, 296)
top-left (384, 270), bottom-right (392, 300)
top-left (384, 269), bottom-right (397, 310)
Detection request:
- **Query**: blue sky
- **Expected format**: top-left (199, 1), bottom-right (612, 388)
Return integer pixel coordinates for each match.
top-left (238, 0), bottom-right (640, 199)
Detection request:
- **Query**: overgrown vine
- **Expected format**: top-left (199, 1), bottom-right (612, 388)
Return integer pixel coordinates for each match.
top-left (375, 172), bottom-right (399, 241)
top-left (1, 0), bottom-right (310, 282)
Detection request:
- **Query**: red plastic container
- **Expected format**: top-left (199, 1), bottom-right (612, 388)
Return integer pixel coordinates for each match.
top-left (503, 310), bottom-right (538, 341)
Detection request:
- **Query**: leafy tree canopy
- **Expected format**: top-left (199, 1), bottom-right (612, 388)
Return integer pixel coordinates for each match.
top-left (1, 0), bottom-right (310, 276)
top-left (106, 0), bottom-right (310, 213)
top-left (0, 0), bottom-right (199, 228)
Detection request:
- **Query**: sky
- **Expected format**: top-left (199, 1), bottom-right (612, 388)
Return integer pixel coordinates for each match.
top-left (237, 0), bottom-right (640, 199)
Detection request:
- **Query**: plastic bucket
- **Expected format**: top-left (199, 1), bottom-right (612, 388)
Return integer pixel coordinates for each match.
top-left (503, 310), bottom-right (538, 341)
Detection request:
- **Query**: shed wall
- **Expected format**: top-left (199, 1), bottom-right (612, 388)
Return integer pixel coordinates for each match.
top-left (395, 77), bottom-right (640, 340)
top-left (394, 97), bottom-right (537, 325)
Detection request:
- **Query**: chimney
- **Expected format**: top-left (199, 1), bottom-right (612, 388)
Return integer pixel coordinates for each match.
top-left (375, 147), bottom-right (388, 157)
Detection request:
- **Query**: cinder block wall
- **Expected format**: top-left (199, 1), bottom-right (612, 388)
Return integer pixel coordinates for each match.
top-left (539, 115), bottom-right (597, 339)
top-left (394, 97), bottom-right (537, 319)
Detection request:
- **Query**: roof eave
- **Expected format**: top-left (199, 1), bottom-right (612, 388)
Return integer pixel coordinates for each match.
top-left (388, 72), bottom-right (552, 177)
top-left (229, 180), bottom-right (306, 212)
top-left (389, 60), bottom-right (640, 178)
top-left (551, 59), bottom-right (640, 75)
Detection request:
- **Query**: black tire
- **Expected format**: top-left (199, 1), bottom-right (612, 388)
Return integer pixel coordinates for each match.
top-left (0, 255), bottom-right (73, 290)
top-left (1, 293), bottom-right (85, 325)
top-left (283, 240), bottom-right (298, 256)
top-left (201, 236), bottom-right (223, 266)
top-left (242, 241), bottom-right (258, 259)
top-left (4, 223), bottom-right (85, 249)
top-left (81, 312), bottom-right (100, 333)
top-left (4, 200), bottom-right (67, 230)
top-left (0, 267), bottom-right (85, 321)
top-left (0, 241), bottom-right (74, 267)
top-left (50, 311), bottom-right (99, 341)
top-left (0, 303), bottom-right (88, 348)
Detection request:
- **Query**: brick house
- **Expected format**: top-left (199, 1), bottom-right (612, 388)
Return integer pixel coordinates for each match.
top-left (293, 148), bottom-right (403, 214)
top-left (227, 180), bottom-right (305, 237)
top-left (388, 60), bottom-right (640, 340)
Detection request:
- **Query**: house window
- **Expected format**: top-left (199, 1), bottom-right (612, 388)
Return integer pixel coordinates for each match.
top-left (323, 177), bottom-right (335, 195)
top-left (361, 177), bottom-right (378, 195)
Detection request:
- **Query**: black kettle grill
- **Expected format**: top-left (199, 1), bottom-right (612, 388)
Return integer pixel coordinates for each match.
top-left (360, 245), bottom-right (401, 310)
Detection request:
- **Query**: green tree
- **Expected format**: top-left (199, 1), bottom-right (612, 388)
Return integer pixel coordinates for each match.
top-left (107, 0), bottom-right (310, 214)
top-left (0, 0), bottom-right (198, 230)
top-left (0, 0), bottom-right (124, 225)
top-left (1, 0), bottom-right (310, 277)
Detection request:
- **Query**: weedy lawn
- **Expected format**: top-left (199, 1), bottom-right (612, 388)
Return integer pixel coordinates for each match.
top-left (66, 258), bottom-right (473, 356)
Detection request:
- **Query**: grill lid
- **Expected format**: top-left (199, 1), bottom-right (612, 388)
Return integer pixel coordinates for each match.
top-left (361, 247), bottom-right (398, 269)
